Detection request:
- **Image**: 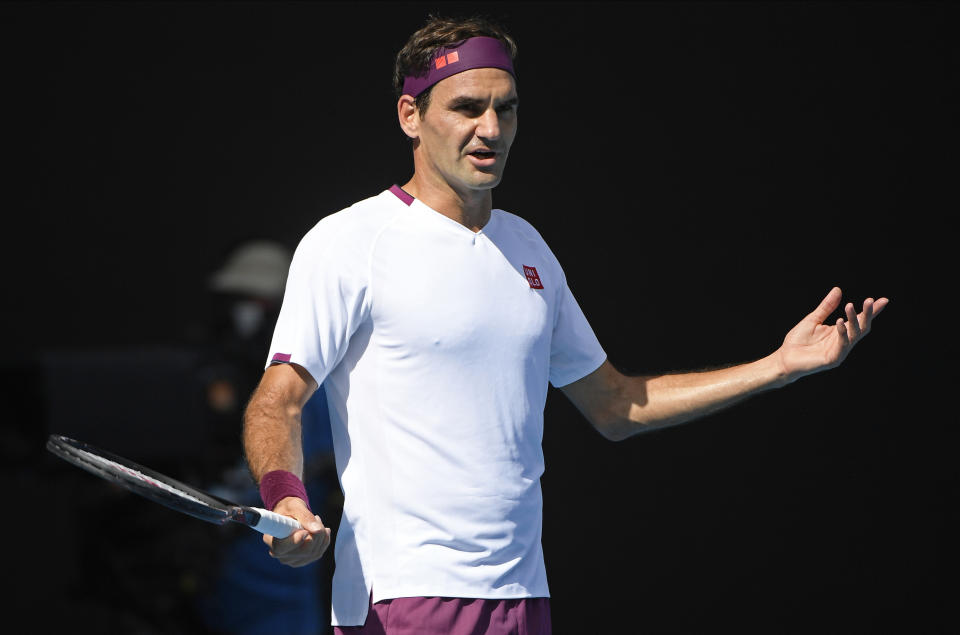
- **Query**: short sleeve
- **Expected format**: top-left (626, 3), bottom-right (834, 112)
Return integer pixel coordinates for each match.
top-left (265, 218), bottom-right (372, 385)
top-left (548, 272), bottom-right (607, 388)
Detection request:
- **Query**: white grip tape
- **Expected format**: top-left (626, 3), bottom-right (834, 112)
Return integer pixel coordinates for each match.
top-left (250, 507), bottom-right (302, 538)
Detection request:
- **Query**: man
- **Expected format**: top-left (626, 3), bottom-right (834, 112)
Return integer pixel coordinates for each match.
top-left (242, 15), bottom-right (887, 635)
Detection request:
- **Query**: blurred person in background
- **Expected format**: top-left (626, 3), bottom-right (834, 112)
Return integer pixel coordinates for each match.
top-left (197, 239), bottom-right (338, 635)
top-left (201, 239), bottom-right (295, 476)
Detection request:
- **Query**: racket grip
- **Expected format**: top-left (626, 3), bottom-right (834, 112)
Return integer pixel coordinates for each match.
top-left (250, 507), bottom-right (303, 538)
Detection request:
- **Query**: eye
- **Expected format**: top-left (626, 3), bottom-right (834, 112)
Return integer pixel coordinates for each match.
top-left (449, 100), bottom-right (483, 116)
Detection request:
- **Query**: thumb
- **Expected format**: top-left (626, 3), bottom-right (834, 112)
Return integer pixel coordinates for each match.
top-left (807, 287), bottom-right (842, 325)
top-left (305, 514), bottom-right (326, 534)
top-left (274, 496), bottom-right (326, 534)
top-left (273, 496), bottom-right (323, 533)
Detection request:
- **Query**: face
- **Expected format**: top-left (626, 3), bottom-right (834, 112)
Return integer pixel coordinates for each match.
top-left (411, 68), bottom-right (519, 194)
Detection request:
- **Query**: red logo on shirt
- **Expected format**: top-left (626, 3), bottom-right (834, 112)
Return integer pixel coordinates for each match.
top-left (523, 265), bottom-right (544, 289)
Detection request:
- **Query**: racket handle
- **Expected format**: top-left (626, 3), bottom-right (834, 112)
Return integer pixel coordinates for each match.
top-left (250, 507), bottom-right (303, 538)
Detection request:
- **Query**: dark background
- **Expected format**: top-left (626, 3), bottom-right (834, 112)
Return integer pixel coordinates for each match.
top-left (2, 1), bottom-right (953, 633)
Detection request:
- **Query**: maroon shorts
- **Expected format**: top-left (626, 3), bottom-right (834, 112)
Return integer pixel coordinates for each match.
top-left (334, 595), bottom-right (551, 635)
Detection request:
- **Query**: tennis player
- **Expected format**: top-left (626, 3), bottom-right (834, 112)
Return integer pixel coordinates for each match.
top-left (242, 15), bottom-right (888, 635)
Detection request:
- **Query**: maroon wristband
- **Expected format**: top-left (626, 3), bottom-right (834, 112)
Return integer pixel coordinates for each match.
top-left (259, 470), bottom-right (311, 513)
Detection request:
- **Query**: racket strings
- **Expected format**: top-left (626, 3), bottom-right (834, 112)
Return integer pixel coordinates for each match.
top-left (75, 448), bottom-right (207, 505)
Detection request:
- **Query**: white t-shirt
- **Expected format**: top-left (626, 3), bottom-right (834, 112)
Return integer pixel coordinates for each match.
top-left (267, 187), bottom-right (606, 626)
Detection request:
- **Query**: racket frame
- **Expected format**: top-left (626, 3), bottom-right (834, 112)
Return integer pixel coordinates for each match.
top-left (46, 434), bottom-right (300, 538)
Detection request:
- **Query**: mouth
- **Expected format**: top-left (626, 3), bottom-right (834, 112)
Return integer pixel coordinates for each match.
top-left (466, 149), bottom-right (499, 167)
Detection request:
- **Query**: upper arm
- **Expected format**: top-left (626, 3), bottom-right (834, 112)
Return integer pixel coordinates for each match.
top-left (560, 360), bottom-right (635, 440)
top-left (265, 210), bottom-right (377, 387)
top-left (250, 362), bottom-right (318, 414)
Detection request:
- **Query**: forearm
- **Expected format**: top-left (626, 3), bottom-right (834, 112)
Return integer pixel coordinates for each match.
top-left (593, 353), bottom-right (790, 441)
top-left (243, 397), bottom-right (304, 481)
top-left (242, 367), bottom-right (315, 482)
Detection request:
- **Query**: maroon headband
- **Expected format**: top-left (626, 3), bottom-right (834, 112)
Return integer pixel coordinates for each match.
top-left (402, 36), bottom-right (515, 98)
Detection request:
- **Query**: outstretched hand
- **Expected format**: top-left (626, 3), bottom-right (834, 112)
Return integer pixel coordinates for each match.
top-left (777, 287), bottom-right (889, 382)
top-left (263, 496), bottom-right (332, 568)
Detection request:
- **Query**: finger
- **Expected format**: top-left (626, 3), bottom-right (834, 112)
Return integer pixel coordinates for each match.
top-left (308, 528), bottom-right (331, 558)
top-left (272, 498), bottom-right (325, 540)
top-left (871, 297), bottom-right (889, 317)
top-left (858, 298), bottom-right (875, 332)
top-left (270, 529), bottom-right (310, 556)
top-left (836, 318), bottom-right (850, 346)
top-left (274, 528), bottom-right (331, 567)
top-left (845, 302), bottom-right (862, 339)
top-left (808, 287), bottom-right (842, 324)
top-left (304, 514), bottom-right (327, 535)
top-left (297, 524), bottom-right (331, 553)
top-left (269, 516), bottom-right (331, 562)
top-left (275, 497), bottom-right (324, 532)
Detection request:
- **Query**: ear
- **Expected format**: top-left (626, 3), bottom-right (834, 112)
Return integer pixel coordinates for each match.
top-left (397, 95), bottom-right (420, 139)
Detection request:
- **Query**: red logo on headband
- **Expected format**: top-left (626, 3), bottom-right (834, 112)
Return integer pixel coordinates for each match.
top-left (434, 51), bottom-right (461, 70)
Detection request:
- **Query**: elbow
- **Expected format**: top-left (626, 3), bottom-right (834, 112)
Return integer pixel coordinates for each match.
top-left (597, 425), bottom-right (629, 443)
top-left (590, 412), bottom-right (635, 442)
top-left (565, 364), bottom-right (654, 442)
top-left (590, 400), bottom-right (663, 441)
top-left (244, 379), bottom-right (302, 424)
top-left (592, 370), bottom-right (653, 442)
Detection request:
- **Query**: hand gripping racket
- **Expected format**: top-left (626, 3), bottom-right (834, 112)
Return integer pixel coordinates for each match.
top-left (46, 434), bottom-right (302, 538)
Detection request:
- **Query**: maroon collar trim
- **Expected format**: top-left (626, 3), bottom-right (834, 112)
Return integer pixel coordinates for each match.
top-left (388, 184), bottom-right (414, 206)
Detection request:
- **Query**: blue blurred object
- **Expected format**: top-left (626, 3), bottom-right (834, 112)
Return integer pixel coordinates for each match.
top-left (202, 530), bottom-right (324, 635)
top-left (302, 386), bottom-right (335, 462)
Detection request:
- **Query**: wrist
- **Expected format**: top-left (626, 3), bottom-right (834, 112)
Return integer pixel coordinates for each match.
top-left (768, 349), bottom-right (798, 387)
top-left (259, 470), bottom-right (311, 513)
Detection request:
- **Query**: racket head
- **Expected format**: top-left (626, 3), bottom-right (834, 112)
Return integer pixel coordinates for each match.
top-left (46, 434), bottom-right (235, 526)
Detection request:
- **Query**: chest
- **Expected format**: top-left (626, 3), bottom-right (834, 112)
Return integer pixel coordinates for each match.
top-left (369, 219), bottom-right (556, 356)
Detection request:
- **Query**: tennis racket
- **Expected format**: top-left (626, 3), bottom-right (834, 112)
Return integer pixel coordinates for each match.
top-left (46, 434), bottom-right (302, 538)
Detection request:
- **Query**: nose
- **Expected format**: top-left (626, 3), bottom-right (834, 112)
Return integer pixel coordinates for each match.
top-left (476, 106), bottom-right (501, 141)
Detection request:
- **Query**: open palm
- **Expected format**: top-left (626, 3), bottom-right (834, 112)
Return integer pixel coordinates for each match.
top-left (779, 287), bottom-right (889, 379)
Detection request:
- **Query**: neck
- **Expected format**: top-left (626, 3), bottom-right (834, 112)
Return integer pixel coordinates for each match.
top-left (401, 172), bottom-right (492, 233)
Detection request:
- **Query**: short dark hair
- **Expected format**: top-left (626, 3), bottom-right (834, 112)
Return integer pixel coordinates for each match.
top-left (393, 14), bottom-right (518, 116)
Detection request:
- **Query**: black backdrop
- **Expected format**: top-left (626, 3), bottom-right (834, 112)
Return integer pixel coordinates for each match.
top-left (2, 2), bottom-right (952, 633)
